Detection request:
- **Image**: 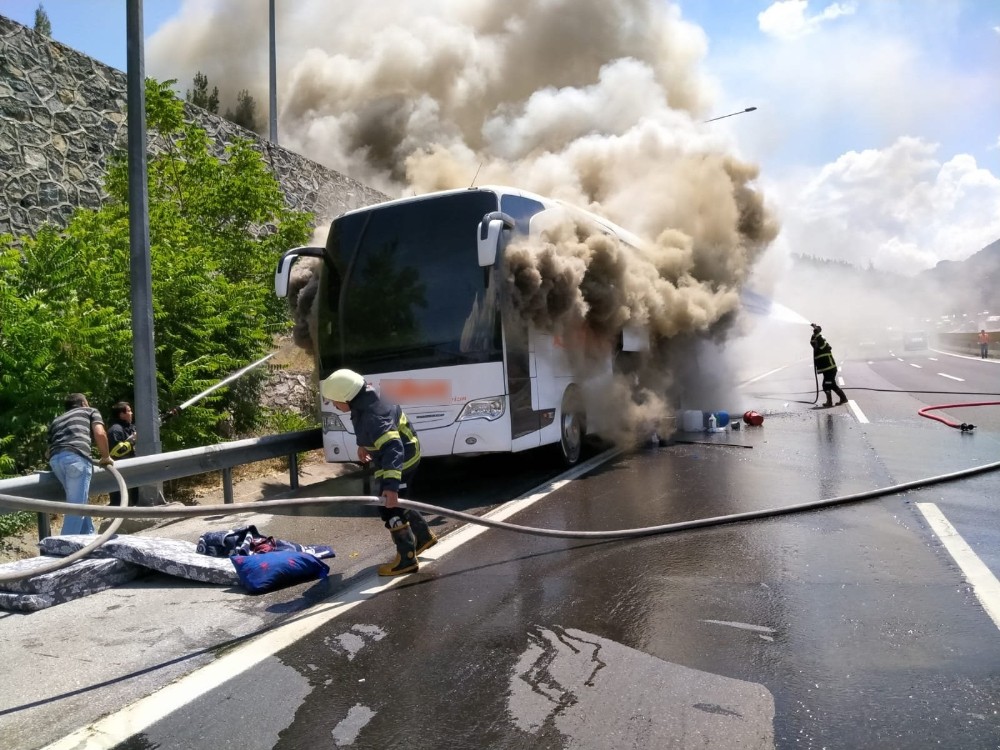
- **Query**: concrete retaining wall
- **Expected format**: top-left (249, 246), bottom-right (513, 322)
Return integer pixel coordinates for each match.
top-left (0, 14), bottom-right (388, 240)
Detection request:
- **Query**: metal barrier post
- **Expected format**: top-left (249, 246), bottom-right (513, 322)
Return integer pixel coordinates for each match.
top-left (289, 453), bottom-right (299, 489)
top-left (222, 468), bottom-right (234, 504)
top-left (37, 512), bottom-right (51, 540)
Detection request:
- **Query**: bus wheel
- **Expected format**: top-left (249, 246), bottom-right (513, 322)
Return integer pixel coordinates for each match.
top-left (558, 387), bottom-right (586, 466)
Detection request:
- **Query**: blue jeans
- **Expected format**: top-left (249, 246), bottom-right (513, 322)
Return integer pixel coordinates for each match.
top-left (49, 450), bottom-right (95, 535)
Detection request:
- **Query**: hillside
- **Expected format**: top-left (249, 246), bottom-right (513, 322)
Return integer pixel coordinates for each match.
top-left (917, 238), bottom-right (1000, 316)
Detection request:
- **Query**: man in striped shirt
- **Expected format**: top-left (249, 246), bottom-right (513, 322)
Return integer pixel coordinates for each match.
top-left (46, 393), bottom-right (114, 535)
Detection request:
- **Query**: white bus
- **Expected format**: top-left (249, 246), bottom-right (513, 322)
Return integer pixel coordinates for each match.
top-left (274, 186), bottom-right (650, 466)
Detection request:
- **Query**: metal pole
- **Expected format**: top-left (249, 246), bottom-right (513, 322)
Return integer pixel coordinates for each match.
top-left (222, 468), bottom-right (234, 504)
top-left (703, 106), bottom-right (757, 123)
top-left (268, 0), bottom-right (278, 144)
top-left (126, 0), bottom-right (163, 505)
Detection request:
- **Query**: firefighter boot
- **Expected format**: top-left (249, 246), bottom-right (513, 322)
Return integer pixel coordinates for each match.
top-left (834, 385), bottom-right (849, 406)
top-left (378, 522), bottom-right (419, 576)
top-left (822, 390), bottom-right (834, 408)
top-left (405, 509), bottom-right (438, 556)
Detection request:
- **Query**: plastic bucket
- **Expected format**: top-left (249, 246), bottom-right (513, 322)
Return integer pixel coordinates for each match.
top-left (681, 410), bottom-right (703, 432)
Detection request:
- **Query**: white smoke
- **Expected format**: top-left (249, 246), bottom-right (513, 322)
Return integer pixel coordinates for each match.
top-left (148, 0), bottom-right (779, 443)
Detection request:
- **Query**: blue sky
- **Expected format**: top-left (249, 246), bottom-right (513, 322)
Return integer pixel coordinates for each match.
top-left (0, 0), bottom-right (180, 71)
top-left (2, 0), bottom-right (998, 276)
top-left (680, 0), bottom-right (1000, 171)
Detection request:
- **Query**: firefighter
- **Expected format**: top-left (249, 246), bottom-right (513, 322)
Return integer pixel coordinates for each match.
top-left (320, 369), bottom-right (437, 575)
top-left (810, 324), bottom-right (848, 408)
top-left (107, 401), bottom-right (139, 507)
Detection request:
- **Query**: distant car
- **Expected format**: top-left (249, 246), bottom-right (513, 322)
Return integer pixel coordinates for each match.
top-left (903, 331), bottom-right (927, 351)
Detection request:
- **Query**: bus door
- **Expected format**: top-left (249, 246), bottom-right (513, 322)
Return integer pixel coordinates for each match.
top-left (499, 194), bottom-right (550, 447)
top-left (503, 306), bottom-right (540, 443)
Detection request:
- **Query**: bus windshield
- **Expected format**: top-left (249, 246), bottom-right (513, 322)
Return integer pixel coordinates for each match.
top-left (317, 190), bottom-right (504, 377)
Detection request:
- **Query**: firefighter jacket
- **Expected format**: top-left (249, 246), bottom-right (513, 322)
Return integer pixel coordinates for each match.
top-left (810, 332), bottom-right (837, 373)
top-left (108, 420), bottom-right (137, 460)
top-left (349, 386), bottom-right (420, 493)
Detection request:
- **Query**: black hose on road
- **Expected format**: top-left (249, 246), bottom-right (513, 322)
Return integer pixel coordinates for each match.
top-left (2, 456), bottom-right (999, 583)
top-left (0, 464), bottom-right (130, 584)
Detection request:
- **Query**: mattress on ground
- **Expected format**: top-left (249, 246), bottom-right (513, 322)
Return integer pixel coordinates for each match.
top-left (0, 555), bottom-right (142, 612)
top-left (40, 534), bottom-right (239, 586)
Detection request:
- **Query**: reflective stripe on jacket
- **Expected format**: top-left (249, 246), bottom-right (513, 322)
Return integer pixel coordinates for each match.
top-left (811, 333), bottom-right (837, 373)
top-left (350, 386), bottom-right (420, 492)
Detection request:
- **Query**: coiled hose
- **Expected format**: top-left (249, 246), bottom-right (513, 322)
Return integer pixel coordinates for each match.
top-left (3, 455), bottom-right (1000, 584)
top-left (0, 462), bottom-right (130, 584)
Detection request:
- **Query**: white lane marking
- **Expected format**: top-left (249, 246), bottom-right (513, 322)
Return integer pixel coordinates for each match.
top-left (847, 400), bottom-right (869, 423)
top-left (896, 357), bottom-right (904, 362)
top-left (419, 448), bottom-right (622, 558)
top-left (916, 502), bottom-right (1000, 632)
top-left (934, 348), bottom-right (1000, 364)
top-left (738, 359), bottom-right (807, 387)
top-left (910, 363), bottom-right (922, 369)
top-left (928, 357), bottom-right (938, 361)
top-left (939, 373), bottom-right (964, 382)
top-left (702, 619), bottom-right (775, 634)
top-left (43, 449), bottom-right (622, 750)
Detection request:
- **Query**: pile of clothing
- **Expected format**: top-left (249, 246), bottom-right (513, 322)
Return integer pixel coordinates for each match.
top-left (196, 524), bottom-right (334, 559)
top-left (196, 525), bottom-right (335, 594)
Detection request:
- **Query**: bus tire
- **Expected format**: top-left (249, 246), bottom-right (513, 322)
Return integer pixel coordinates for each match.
top-left (557, 386), bottom-right (586, 466)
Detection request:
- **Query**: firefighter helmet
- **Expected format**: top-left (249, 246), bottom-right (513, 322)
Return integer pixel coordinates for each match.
top-left (321, 369), bottom-right (366, 402)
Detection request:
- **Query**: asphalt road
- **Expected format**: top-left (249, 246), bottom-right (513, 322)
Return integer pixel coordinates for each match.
top-left (4, 344), bottom-right (1000, 749)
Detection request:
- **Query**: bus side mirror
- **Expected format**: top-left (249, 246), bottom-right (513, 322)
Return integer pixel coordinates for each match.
top-left (477, 212), bottom-right (514, 267)
top-left (274, 246), bottom-right (325, 298)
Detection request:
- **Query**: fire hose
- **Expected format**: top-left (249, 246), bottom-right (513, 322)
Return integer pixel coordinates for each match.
top-left (752, 385), bottom-right (1000, 433)
top-left (3, 456), bottom-right (1000, 584)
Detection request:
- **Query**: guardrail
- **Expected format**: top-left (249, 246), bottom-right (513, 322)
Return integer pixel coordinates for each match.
top-left (0, 428), bottom-right (323, 539)
top-left (936, 332), bottom-right (996, 359)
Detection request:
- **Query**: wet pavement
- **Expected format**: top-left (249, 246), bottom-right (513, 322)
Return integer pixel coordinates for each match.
top-left (5, 351), bottom-right (1000, 749)
top-left (249, 410), bottom-right (1000, 750)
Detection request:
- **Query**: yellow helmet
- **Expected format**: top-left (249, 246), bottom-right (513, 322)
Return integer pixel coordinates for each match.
top-left (321, 369), bottom-right (366, 402)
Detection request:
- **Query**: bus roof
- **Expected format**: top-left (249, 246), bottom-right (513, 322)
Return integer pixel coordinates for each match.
top-left (335, 185), bottom-right (648, 249)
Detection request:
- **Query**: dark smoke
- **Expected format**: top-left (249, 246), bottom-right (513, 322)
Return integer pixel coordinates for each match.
top-left (149, 0), bottom-right (780, 445)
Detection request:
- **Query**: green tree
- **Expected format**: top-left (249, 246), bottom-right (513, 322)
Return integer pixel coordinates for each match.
top-left (33, 4), bottom-right (51, 37)
top-left (225, 89), bottom-right (260, 133)
top-left (0, 78), bottom-right (312, 476)
top-left (186, 71), bottom-right (220, 114)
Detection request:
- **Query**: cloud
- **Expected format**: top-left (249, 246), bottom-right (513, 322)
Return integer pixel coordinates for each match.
top-left (758, 0), bottom-right (857, 40)
top-left (768, 136), bottom-right (1000, 275)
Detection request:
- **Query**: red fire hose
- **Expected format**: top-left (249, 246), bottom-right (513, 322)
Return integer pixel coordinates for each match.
top-left (917, 401), bottom-right (1000, 432)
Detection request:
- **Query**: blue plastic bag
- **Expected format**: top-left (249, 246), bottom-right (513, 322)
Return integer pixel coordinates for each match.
top-left (231, 550), bottom-right (329, 594)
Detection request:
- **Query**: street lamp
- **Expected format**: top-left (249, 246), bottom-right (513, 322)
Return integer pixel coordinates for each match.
top-left (126, 0), bottom-right (163, 506)
top-left (703, 106), bottom-right (757, 123)
top-left (268, 0), bottom-right (278, 143)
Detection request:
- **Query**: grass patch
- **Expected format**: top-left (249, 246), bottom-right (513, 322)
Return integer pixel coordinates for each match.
top-left (0, 511), bottom-right (35, 538)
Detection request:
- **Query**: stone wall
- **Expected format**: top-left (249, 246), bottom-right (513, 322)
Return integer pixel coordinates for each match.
top-left (0, 14), bottom-right (388, 240)
top-left (262, 367), bottom-right (316, 417)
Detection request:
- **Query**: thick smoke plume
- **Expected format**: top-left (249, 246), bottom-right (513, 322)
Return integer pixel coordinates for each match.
top-left (150, 0), bottom-right (779, 445)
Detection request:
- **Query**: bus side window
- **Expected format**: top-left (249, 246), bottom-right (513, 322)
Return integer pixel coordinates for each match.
top-left (500, 195), bottom-right (546, 237)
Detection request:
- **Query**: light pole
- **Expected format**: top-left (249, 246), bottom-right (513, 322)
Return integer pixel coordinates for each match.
top-left (703, 106), bottom-right (757, 123)
top-left (126, 0), bottom-right (163, 505)
top-left (268, 0), bottom-right (278, 144)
